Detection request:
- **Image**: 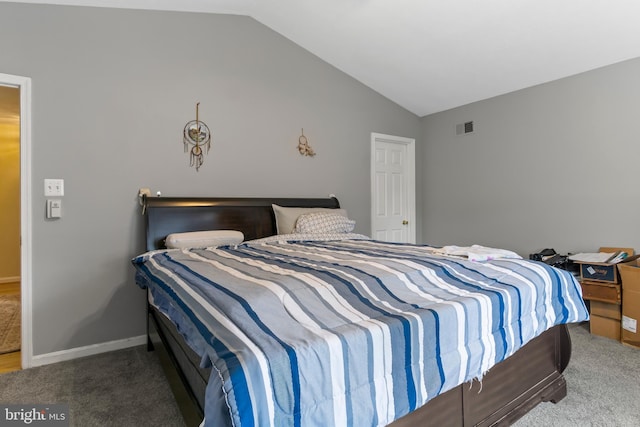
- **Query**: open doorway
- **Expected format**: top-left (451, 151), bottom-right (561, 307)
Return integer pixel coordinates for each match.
top-left (0, 85), bottom-right (21, 372)
top-left (0, 73), bottom-right (32, 372)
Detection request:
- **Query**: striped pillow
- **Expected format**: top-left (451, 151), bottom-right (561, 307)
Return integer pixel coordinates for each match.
top-left (294, 212), bottom-right (356, 234)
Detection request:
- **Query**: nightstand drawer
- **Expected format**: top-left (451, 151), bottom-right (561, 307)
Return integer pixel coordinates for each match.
top-left (580, 280), bottom-right (621, 304)
top-left (590, 300), bottom-right (621, 320)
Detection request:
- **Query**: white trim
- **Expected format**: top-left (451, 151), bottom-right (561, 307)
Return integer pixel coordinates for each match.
top-left (0, 73), bottom-right (33, 369)
top-left (370, 132), bottom-right (416, 243)
top-left (30, 335), bottom-right (147, 367)
top-left (0, 276), bottom-right (20, 284)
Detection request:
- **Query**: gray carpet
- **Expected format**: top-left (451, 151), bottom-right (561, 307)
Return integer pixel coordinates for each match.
top-left (0, 346), bottom-right (184, 427)
top-left (0, 323), bottom-right (638, 426)
top-left (516, 322), bottom-right (640, 426)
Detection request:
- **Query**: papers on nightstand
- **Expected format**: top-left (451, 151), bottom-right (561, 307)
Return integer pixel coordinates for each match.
top-left (568, 252), bottom-right (614, 263)
top-left (608, 252), bottom-right (630, 264)
top-left (569, 251), bottom-right (628, 264)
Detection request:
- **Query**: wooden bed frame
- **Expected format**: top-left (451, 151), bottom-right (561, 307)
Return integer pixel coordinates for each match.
top-left (142, 196), bottom-right (572, 427)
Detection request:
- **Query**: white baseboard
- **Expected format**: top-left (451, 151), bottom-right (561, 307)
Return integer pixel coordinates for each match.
top-left (30, 335), bottom-right (147, 367)
top-left (0, 276), bottom-right (20, 284)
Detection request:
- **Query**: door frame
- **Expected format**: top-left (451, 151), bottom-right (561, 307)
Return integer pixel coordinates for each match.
top-left (370, 132), bottom-right (416, 243)
top-left (1, 73), bottom-right (33, 368)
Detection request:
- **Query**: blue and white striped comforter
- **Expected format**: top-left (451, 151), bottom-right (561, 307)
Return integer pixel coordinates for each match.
top-left (132, 238), bottom-right (589, 427)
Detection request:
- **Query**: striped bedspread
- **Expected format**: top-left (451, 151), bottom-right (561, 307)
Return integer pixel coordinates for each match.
top-left (132, 238), bottom-right (589, 427)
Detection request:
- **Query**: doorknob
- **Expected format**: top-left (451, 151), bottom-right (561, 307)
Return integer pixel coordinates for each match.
top-left (402, 220), bottom-right (409, 225)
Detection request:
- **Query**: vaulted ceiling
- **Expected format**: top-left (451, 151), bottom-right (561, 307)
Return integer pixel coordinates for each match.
top-left (7, 0), bottom-right (640, 116)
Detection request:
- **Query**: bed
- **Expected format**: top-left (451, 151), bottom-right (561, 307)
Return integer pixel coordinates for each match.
top-left (132, 196), bottom-right (589, 427)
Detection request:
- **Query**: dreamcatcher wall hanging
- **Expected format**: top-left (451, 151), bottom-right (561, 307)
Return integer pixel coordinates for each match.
top-left (183, 102), bottom-right (211, 171)
top-left (297, 128), bottom-right (316, 157)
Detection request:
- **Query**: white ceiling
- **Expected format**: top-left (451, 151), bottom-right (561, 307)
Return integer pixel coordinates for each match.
top-left (7, 0), bottom-right (640, 116)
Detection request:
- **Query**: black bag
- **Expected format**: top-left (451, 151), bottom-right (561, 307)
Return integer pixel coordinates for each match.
top-left (529, 248), bottom-right (571, 270)
top-left (529, 248), bottom-right (557, 262)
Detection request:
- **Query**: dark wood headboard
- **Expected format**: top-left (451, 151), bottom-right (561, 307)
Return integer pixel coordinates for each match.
top-left (143, 196), bottom-right (341, 251)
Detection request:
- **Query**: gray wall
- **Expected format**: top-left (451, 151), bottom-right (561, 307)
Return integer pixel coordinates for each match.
top-left (0, 3), bottom-right (421, 355)
top-left (421, 57), bottom-right (640, 256)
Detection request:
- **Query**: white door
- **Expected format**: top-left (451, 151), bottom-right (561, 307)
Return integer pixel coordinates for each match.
top-left (371, 133), bottom-right (415, 243)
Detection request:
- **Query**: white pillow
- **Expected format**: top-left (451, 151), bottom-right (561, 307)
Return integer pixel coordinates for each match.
top-left (272, 204), bottom-right (347, 234)
top-left (165, 230), bottom-right (244, 249)
top-left (294, 212), bottom-right (356, 234)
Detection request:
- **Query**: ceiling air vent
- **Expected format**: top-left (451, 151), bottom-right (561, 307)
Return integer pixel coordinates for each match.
top-left (456, 121), bottom-right (474, 135)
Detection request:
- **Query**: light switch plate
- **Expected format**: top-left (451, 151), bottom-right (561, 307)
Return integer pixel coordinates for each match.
top-left (44, 179), bottom-right (64, 196)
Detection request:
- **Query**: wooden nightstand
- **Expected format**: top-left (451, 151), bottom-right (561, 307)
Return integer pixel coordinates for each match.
top-left (580, 280), bottom-right (622, 340)
top-left (580, 280), bottom-right (621, 305)
top-left (575, 246), bottom-right (635, 340)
